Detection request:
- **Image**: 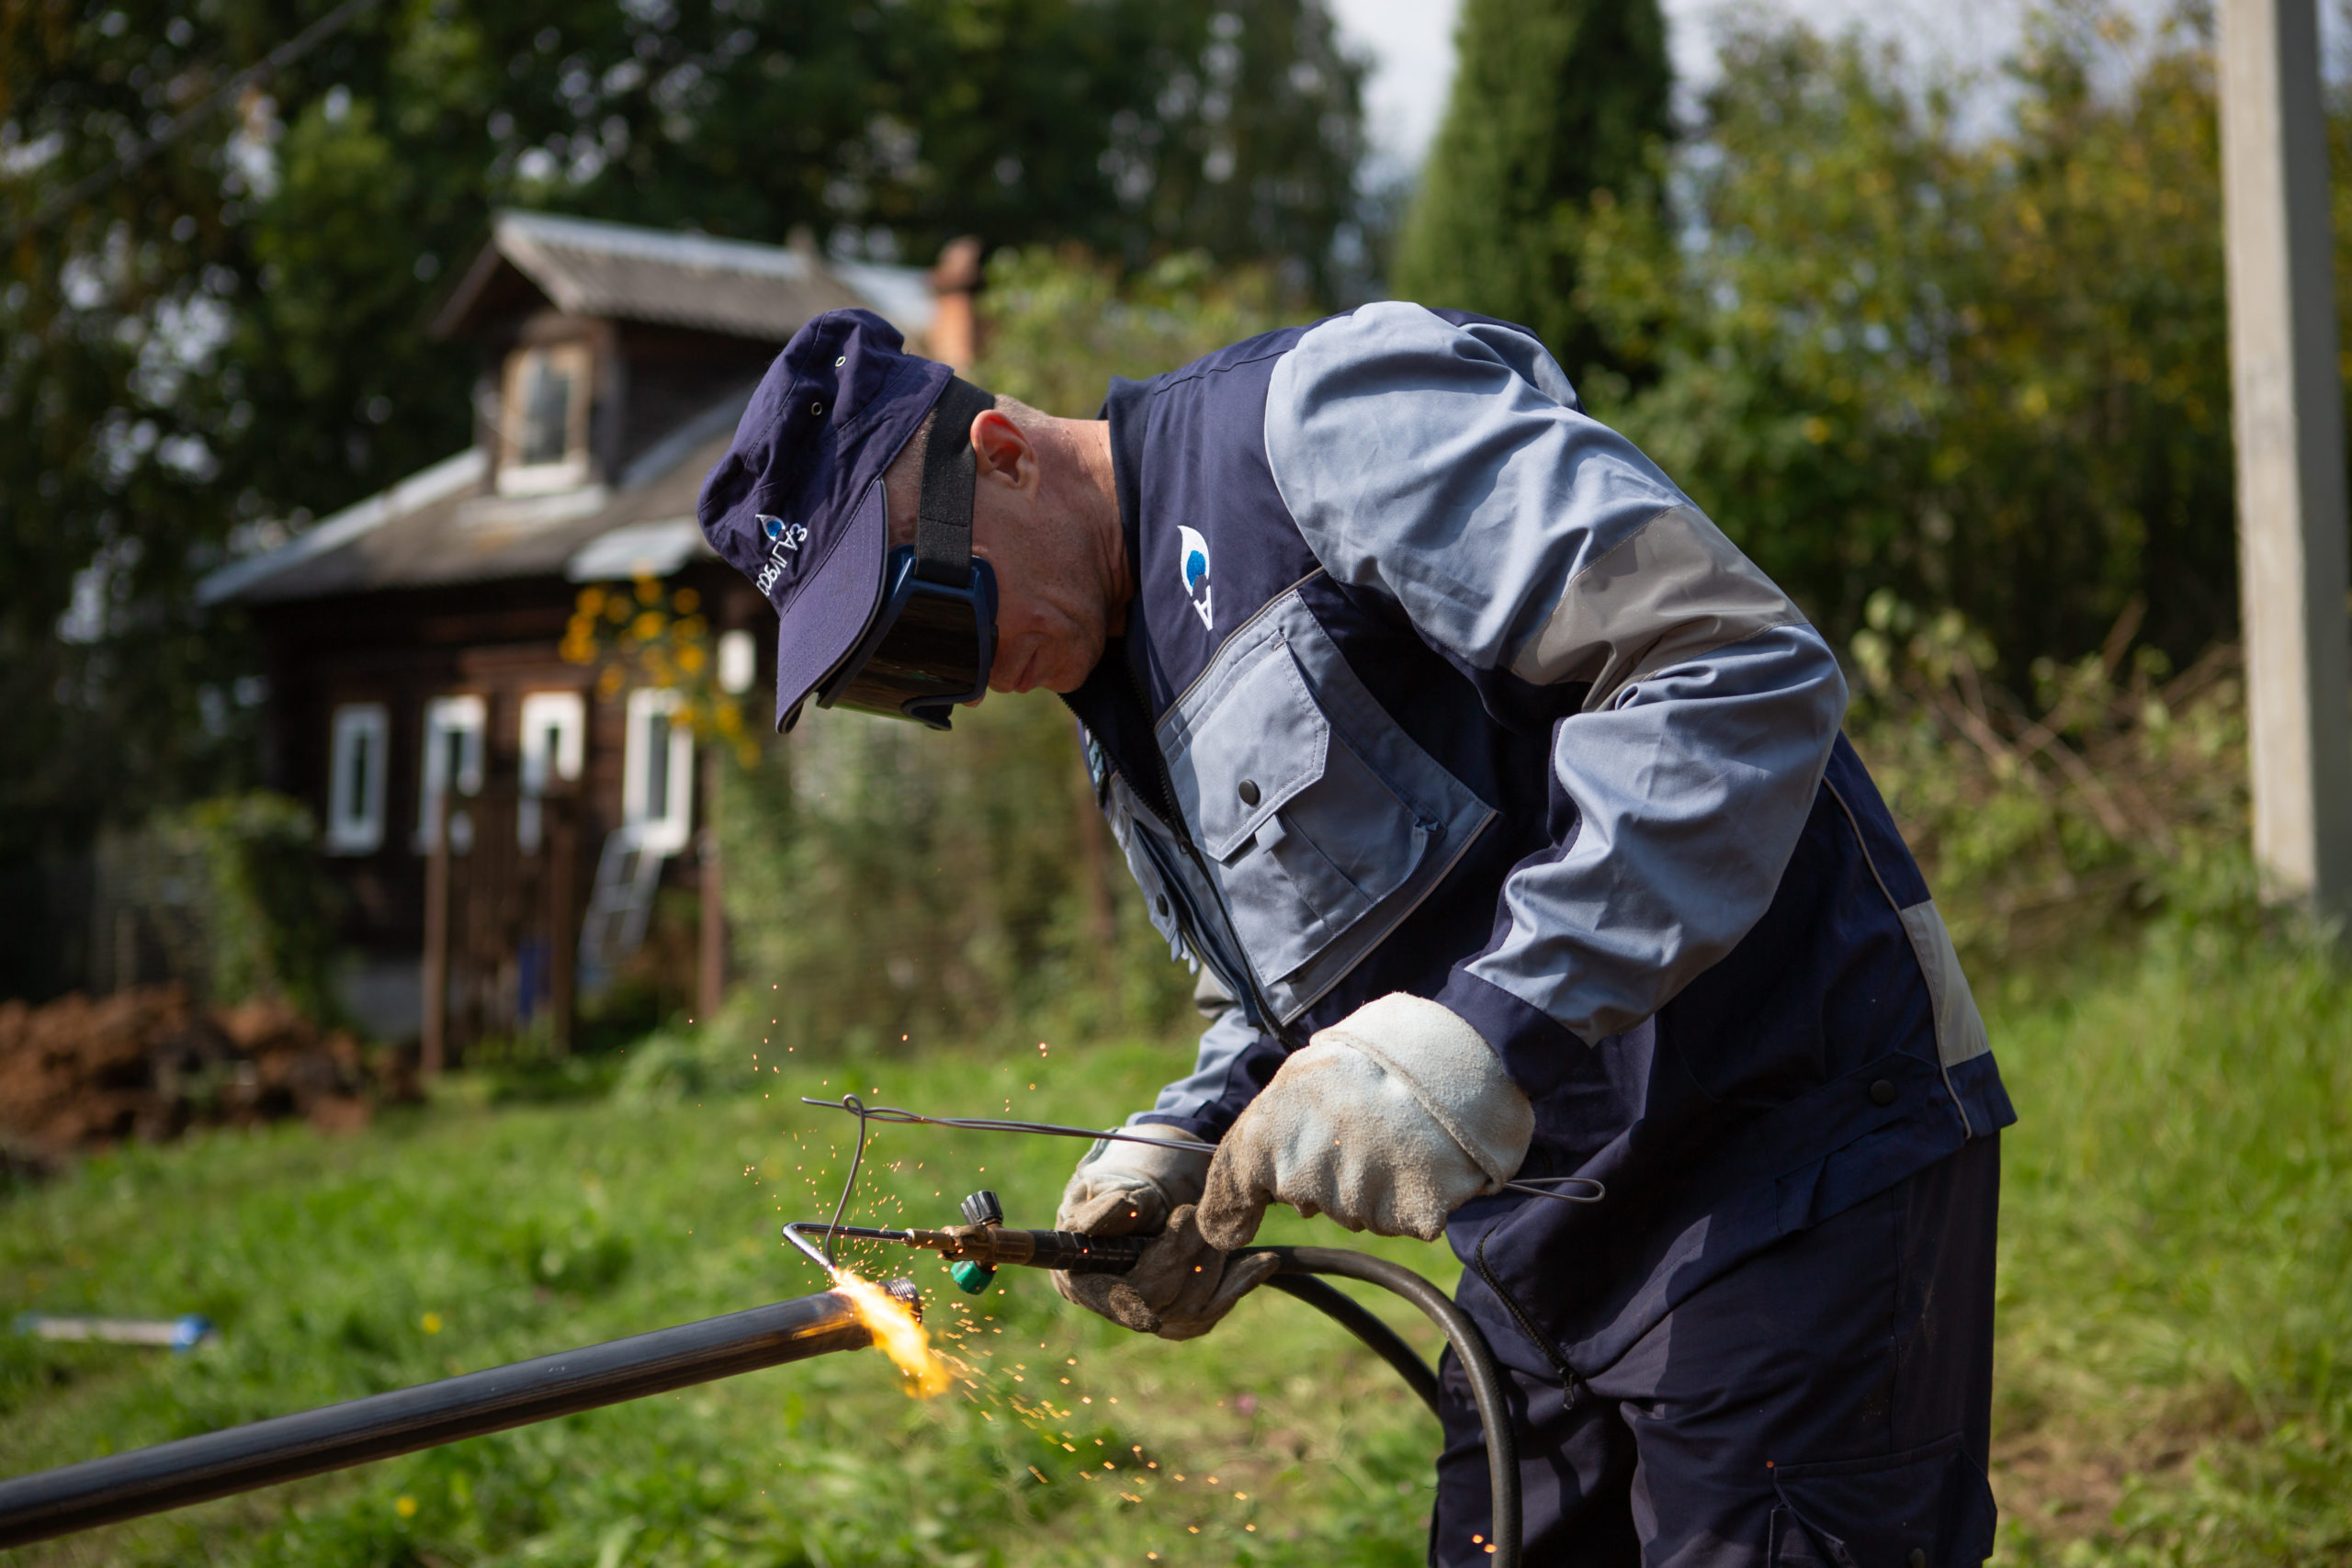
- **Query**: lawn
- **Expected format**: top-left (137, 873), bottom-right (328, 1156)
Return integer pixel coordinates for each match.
top-left (3, 933), bottom-right (2348, 1567)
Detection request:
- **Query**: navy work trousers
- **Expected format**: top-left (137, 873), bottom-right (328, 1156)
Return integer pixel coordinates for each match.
top-left (1431, 1134), bottom-right (2000, 1567)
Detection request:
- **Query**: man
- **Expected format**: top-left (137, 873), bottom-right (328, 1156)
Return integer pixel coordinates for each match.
top-left (698, 304), bottom-right (2014, 1567)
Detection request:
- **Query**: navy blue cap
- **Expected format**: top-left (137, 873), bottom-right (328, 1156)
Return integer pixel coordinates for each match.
top-left (697, 308), bottom-right (953, 727)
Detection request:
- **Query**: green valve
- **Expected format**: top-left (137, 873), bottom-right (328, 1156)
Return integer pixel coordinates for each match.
top-left (950, 1260), bottom-right (996, 1294)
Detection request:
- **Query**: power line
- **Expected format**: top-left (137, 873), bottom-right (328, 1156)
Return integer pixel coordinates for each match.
top-left (2, 0), bottom-right (386, 248)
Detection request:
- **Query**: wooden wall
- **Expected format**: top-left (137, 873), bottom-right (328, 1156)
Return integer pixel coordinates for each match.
top-left (250, 563), bottom-right (767, 1042)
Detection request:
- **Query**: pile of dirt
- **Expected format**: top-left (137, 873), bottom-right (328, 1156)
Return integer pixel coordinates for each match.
top-left (0, 986), bottom-right (417, 1171)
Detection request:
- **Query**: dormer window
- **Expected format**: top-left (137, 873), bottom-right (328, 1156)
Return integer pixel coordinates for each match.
top-left (498, 341), bottom-right (593, 494)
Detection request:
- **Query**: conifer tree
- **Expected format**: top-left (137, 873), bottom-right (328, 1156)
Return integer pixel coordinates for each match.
top-left (1392, 0), bottom-right (1670, 378)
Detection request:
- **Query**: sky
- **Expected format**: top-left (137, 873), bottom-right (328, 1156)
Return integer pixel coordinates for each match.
top-left (1326, 0), bottom-right (2053, 173)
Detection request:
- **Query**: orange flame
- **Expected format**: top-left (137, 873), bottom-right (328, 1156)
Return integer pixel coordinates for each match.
top-left (832, 1269), bottom-right (952, 1398)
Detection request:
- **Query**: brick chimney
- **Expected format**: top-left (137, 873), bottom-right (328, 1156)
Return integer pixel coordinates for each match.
top-left (927, 237), bottom-right (984, 372)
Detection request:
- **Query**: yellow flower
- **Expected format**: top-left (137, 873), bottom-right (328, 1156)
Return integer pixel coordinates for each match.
top-left (395, 1495), bottom-right (418, 1518)
top-left (677, 645), bottom-right (706, 674)
top-left (677, 615), bottom-right (708, 641)
top-left (420, 1312), bottom-right (442, 1334)
top-left (577, 586), bottom-right (607, 616)
top-left (634, 575), bottom-right (661, 604)
top-left (605, 596), bottom-right (631, 624)
top-left (631, 612), bottom-right (664, 642)
top-left (673, 587), bottom-right (700, 614)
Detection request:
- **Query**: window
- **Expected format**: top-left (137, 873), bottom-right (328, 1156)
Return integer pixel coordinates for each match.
top-left (497, 341), bottom-right (594, 495)
top-left (325, 704), bottom-right (389, 854)
top-left (623, 688), bottom-right (695, 854)
top-left (517, 691), bottom-right (586, 853)
top-left (417, 695), bottom-right (487, 853)
top-left (717, 627), bottom-right (757, 695)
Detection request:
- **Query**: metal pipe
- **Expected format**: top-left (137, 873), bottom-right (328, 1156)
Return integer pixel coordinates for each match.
top-left (0, 1291), bottom-right (873, 1550)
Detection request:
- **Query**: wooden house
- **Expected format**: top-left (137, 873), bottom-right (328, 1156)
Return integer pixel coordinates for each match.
top-left (199, 211), bottom-right (966, 1056)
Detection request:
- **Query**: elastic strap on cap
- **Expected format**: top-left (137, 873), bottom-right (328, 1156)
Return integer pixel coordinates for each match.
top-left (914, 377), bottom-right (999, 585)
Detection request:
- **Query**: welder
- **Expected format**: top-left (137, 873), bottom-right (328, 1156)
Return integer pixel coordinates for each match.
top-left (697, 304), bottom-right (2015, 1567)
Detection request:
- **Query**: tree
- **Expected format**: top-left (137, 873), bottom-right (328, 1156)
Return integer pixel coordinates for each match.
top-left (1389, 0), bottom-right (1670, 380)
top-left (1583, 9), bottom-right (2244, 671)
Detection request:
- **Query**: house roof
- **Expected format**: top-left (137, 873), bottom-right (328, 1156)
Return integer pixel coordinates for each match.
top-left (201, 211), bottom-right (946, 608)
top-left (198, 390), bottom-right (747, 607)
top-left (432, 209), bottom-right (936, 343)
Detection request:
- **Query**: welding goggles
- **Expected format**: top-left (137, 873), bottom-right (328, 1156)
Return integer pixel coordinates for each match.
top-left (812, 545), bottom-right (998, 729)
top-left (809, 378), bottom-right (1001, 732)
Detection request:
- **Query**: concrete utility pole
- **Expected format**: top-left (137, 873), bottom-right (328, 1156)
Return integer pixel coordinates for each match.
top-left (2218, 0), bottom-right (2352, 920)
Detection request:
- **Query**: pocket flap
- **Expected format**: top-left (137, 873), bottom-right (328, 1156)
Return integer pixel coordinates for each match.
top-left (1770, 1434), bottom-right (1996, 1568)
top-left (1166, 639), bottom-right (1331, 862)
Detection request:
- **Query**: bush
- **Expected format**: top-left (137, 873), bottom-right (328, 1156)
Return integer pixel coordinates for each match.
top-left (721, 694), bottom-right (1199, 1059)
top-left (99, 793), bottom-right (346, 1024)
top-left (1845, 600), bottom-right (2256, 970)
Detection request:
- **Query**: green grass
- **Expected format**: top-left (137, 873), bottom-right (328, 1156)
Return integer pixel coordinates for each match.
top-left (2, 933), bottom-right (2348, 1567)
top-left (1988, 931), bottom-right (2352, 1566)
top-left (1, 1038), bottom-right (1453, 1567)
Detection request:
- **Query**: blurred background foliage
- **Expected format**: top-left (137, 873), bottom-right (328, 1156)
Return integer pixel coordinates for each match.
top-left (1581, 6), bottom-right (2243, 677)
top-left (8, 3), bottom-right (2352, 1560)
top-left (0, 0), bottom-right (1367, 996)
top-left (91, 789), bottom-right (346, 1023)
top-left (2, 0), bottom-right (2346, 1015)
top-left (708, 0), bottom-right (2320, 1051)
top-left (1390, 0), bottom-right (1671, 390)
top-left (707, 245), bottom-right (1285, 1056)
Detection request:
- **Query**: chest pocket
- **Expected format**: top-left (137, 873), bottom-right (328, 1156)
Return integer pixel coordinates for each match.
top-left (1160, 597), bottom-right (1493, 1020)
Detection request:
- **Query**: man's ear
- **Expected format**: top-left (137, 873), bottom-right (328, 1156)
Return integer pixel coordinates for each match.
top-left (968, 409), bottom-right (1037, 493)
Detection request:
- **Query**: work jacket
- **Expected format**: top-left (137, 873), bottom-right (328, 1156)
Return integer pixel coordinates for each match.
top-left (1057, 302), bottom-right (2016, 1382)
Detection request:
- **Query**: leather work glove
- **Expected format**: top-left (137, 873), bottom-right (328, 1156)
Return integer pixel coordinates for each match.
top-left (1051, 1203), bottom-right (1281, 1341)
top-left (1056, 1122), bottom-right (1214, 1237)
top-left (1196, 993), bottom-right (1534, 1249)
top-left (1054, 1124), bottom-right (1276, 1339)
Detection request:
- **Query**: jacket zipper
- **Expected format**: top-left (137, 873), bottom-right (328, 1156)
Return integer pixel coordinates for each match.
top-left (1474, 1224), bottom-right (1585, 1403)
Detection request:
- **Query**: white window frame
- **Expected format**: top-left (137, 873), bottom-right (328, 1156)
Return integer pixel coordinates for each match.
top-left (496, 340), bottom-right (594, 496)
top-left (416, 694), bottom-right (487, 853)
top-left (623, 688), bottom-right (695, 854)
top-left (517, 690), bottom-right (587, 853)
top-left (324, 703), bottom-right (389, 855)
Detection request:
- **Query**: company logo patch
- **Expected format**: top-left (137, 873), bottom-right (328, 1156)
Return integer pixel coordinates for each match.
top-left (753, 513), bottom-right (810, 595)
top-left (1177, 525), bottom-right (1214, 630)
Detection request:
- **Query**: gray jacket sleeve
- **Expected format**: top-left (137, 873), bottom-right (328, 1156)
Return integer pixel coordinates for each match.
top-left (1264, 303), bottom-right (1847, 1078)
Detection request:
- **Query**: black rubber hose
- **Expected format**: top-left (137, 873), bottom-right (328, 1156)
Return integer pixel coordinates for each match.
top-left (1254, 1247), bottom-right (1520, 1568)
top-left (0, 1292), bottom-right (871, 1551)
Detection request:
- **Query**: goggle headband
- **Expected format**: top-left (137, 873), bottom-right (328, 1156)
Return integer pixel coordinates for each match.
top-left (813, 376), bottom-right (1001, 730)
